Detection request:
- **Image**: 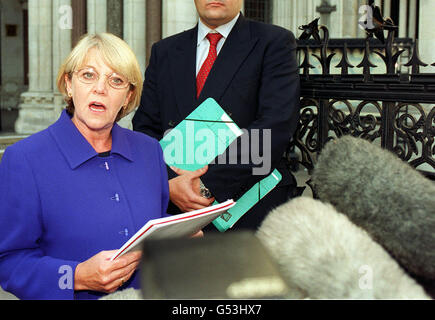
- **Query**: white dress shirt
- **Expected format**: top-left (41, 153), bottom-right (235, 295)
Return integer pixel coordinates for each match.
top-left (196, 13), bottom-right (240, 76)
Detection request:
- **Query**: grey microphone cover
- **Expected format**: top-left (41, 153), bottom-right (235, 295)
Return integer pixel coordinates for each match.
top-left (312, 135), bottom-right (435, 281)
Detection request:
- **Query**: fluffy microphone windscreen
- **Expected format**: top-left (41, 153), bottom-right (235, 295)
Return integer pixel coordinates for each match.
top-left (257, 197), bottom-right (430, 299)
top-left (311, 135), bottom-right (435, 280)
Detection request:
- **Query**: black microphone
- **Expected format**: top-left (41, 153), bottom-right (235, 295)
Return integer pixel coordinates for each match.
top-left (257, 196), bottom-right (430, 299)
top-left (311, 136), bottom-right (435, 282)
top-left (139, 231), bottom-right (297, 299)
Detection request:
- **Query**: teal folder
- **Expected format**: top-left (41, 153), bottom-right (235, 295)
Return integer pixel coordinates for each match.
top-left (212, 169), bottom-right (282, 232)
top-left (159, 98), bottom-right (282, 232)
top-left (160, 98), bottom-right (243, 171)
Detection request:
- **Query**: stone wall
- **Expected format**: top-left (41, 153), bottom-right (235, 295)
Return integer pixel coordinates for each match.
top-left (2, 0), bottom-right (434, 134)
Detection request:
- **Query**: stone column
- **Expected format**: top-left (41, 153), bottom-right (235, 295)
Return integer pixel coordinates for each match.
top-left (26, 0), bottom-right (39, 93)
top-left (52, 0), bottom-right (72, 116)
top-left (330, 0), bottom-right (344, 38)
top-left (408, 0), bottom-right (417, 39)
top-left (342, 0), bottom-right (360, 38)
top-left (107, 0), bottom-right (123, 38)
top-left (316, 0), bottom-right (336, 28)
top-left (383, 0), bottom-right (391, 18)
top-left (296, 1), bottom-right (305, 37)
top-left (291, 1), bottom-right (298, 37)
top-left (124, 0), bottom-right (146, 74)
top-left (146, 0), bottom-right (162, 66)
top-left (356, 0), bottom-right (365, 38)
top-left (399, 0), bottom-right (408, 37)
top-left (119, 0), bottom-right (147, 130)
top-left (16, 0), bottom-right (55, 133)
top-left (418, 0), bottom-right (435, 72)
top-left (87, 0), bottom-right (107, 34)
top-left (71, 0), bottom-right (87, 46)
top-left (38, 1), bottom-right (52, 92)
top-left (162, 0), bottom-right (197, 38)
top-left (272, 0), bottom-right (293, 31)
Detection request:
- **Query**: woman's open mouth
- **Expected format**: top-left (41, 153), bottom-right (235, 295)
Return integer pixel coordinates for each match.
top-left (89, 102), bottom-right (106, 113)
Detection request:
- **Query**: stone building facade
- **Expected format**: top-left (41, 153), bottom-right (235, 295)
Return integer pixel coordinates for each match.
top-left (0, 0), bottom-right (434, 134)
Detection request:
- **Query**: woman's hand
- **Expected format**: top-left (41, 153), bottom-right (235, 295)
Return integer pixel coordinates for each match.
top-left (74, 250), bottom-right (142, 293)
top-left (169, 166), bottom-right (215, 212)
top-left (191, 230), bottom-right (204, 238)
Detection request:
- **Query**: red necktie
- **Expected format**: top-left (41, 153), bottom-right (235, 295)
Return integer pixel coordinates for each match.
top-left (196, 33), bottom-right (223, 98)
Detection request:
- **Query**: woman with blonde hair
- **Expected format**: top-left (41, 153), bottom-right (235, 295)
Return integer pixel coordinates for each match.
top-left (0, 33), bottom-right (169, 299)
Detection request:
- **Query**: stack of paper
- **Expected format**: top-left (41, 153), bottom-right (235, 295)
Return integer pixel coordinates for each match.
top-left (111, 200), bottom-right (236, 260)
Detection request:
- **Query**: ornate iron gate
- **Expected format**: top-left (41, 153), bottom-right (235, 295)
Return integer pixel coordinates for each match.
top-left (289, 16), bottom-right (435, 183)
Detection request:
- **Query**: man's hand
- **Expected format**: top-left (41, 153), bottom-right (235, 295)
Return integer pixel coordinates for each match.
top-left (169, 165), bottom-right (215, 212)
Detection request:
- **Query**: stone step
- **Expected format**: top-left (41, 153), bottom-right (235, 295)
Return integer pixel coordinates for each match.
top-left (0, 134), bottom-right (28, 162)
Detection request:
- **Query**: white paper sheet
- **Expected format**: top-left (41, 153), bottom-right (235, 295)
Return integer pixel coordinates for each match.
top-left (110, 199), bottom-right (236, 260)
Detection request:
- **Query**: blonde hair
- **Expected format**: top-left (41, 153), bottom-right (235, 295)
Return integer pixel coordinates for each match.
top-left (56, 33), bottom-right (143, 121)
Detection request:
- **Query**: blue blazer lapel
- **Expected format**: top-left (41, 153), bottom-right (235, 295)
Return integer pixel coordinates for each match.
top-left (169, 26), bottom-right (199, 118)
top-left (198, 15), bottom-right (259, 102)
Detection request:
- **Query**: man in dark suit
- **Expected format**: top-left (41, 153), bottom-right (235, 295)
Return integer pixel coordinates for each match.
top-left (133, 0), bottom-right (300, 230)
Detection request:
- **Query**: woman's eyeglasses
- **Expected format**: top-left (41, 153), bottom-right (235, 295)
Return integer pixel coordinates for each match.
top-left (74, 68), bottom-right (133, 90)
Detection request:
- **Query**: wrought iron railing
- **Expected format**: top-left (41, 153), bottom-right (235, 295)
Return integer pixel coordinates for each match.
top-left (288, 15), bottom-right (435, 186)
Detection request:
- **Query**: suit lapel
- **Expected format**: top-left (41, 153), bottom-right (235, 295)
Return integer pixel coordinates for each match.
top-left (198, 15), bottom-right (259, 103)
top-left (169, 26), bottom-right (198, 119)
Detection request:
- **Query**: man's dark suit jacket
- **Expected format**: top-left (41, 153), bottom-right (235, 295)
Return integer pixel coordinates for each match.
top-left (133, 14), bottom-right (301, 230)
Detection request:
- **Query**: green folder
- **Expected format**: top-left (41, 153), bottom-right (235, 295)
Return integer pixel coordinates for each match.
top-left (212, 169), bottom-right (282, 232)
top-left (160, 98), bottom-right (243, 171)
top-left (159, 98), bottom-right (282, 232)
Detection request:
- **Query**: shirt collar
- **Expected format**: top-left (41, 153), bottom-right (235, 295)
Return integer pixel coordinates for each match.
top-left (197, 12), bottom-right (240, 46)
top-left (111, 121), bottom-right (134, 162)
top-left (49, 110), bottom-right (133, 169)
